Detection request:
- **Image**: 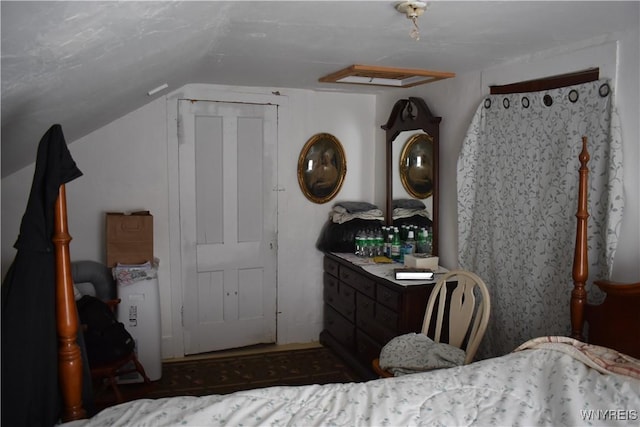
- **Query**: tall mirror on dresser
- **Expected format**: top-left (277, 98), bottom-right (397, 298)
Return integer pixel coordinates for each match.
top-left (320, 97), bottom-right (444, 380)
top-left (382, 97), bottom-right (440, 256)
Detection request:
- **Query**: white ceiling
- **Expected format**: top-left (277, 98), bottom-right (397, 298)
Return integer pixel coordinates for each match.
top-left (1, 1), bottom-right (638, 177)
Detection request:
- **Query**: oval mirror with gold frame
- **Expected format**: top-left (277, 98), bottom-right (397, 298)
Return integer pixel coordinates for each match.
top-left (297, 132), bottom-right (346, 204)
top-left (399, 133), bottom-right (435, 199)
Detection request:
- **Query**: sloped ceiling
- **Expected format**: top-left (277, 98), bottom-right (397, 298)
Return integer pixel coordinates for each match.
top-left (2, 1), bottom-right (638, 177)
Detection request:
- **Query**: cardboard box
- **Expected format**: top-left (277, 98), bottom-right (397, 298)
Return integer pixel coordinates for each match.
top-left (106, 211), bottom-right (153, 267)
top-left (404, 254), bottom-right (439, 270)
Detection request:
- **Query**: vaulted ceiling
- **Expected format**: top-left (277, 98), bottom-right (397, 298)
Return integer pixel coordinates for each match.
top-left (2, 1), bottom-right (638, 177)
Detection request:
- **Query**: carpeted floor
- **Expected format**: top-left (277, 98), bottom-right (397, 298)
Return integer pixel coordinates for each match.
top-left (93, 345), bottom-right (363, 411)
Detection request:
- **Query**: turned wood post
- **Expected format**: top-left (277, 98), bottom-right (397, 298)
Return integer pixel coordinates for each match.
top-left (53, 184), bottom-right (86, 421)
top-left (570, 137), bottom-right (590, 341)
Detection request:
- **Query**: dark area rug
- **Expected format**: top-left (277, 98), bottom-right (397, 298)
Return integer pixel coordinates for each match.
top-left (93, 346), bottom-right (363, 411)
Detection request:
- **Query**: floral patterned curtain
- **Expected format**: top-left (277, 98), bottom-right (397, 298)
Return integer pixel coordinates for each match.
top-left (457, 79), bottom-right (624, 358)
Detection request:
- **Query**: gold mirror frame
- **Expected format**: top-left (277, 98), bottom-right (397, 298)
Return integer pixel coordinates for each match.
top-left (297, 133), bottom-right (346, 204)
top-left (399, 133), bottom-right (434, 199)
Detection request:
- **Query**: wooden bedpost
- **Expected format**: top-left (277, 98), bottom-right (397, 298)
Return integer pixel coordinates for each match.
top-left (570, 137), bottom-right (590, 341)
top-left (53, 184), bottom-right (86, 421)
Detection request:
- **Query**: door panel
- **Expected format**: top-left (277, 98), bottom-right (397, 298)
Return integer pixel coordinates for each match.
top-left (179, 100), bottom-right (277, 355)
top-left (195, 115), bottom-right (224, 245)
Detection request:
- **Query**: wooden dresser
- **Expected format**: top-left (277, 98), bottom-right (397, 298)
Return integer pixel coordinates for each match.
top-left (320, 252), bottom-right (438, 379)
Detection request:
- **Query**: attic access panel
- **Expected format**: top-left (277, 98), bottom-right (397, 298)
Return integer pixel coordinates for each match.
top-left (319, 64), bottom-right (455, 88)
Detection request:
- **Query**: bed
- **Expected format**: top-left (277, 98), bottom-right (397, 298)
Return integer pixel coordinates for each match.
top-left (62, 338), bottom-right (639, 426)
top-left (55, 138), bottom-right (639, 426)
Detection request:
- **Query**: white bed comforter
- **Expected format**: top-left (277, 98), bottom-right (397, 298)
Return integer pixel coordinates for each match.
top-left (68, 342), bottom-right (640, 427)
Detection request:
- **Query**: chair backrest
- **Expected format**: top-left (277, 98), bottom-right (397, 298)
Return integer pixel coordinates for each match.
top-left (421, 270), bottom-right (490, 364)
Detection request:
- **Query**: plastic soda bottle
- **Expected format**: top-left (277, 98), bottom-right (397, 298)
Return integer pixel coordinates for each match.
top-left (390, 227), bottom-right (401, 261)
top-left (405, 230), bottom-right (416, 255)
top-left (417, 228), bottom-right (427, 253)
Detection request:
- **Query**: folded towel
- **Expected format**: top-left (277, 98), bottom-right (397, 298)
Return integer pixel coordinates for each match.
top-left (393, 208), bottom-right (430, 221)
top-left (392, 199), bottom-right (426, 210)
top-left (331, 208), bottom-right (384, 224)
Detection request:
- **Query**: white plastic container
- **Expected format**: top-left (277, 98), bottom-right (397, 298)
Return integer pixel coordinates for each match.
top-left (114, 261), bottom-right (162, 383)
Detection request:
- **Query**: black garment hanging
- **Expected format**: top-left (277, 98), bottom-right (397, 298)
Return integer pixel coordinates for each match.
top-left (1, 125), bottom-right (83, 426)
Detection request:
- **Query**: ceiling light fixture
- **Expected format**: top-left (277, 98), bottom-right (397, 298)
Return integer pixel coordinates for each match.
top-left (396, 1), bottom-right (427, 41)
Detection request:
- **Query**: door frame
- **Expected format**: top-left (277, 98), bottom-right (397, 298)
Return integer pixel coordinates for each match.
top-left (166, 85), bottom-right (289, 358)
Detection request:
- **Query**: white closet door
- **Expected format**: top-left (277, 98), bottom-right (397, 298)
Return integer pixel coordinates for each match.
top-left (179, 100), bottom-right (277, 355)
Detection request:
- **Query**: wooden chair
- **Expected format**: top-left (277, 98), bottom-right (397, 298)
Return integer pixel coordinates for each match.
top-left (372, 270), bottom-right (491, 377)
top-left (73, 261), bottom-right (152, 403)
top-left (86, 297), bottom-right (151, 403)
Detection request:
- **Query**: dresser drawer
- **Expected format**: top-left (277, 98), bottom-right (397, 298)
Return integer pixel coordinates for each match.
top-left (375, 302), bottom-right (399, 330)
top-left (376, 283), bottom-right (401, 311)
top-left (338, 283), bottom-right (356, 322)
top-left (340, 266), bottom-right (375, 298)
top-left (356, 293), bottom-right (375, 319)
top-left (324, 273), bottom-right (355, 321)
top-left (357, 292), bottom-right (399, 337)
top-left (323, 272), bottom-right (340, 308)
top-left (356, 308), bottom-right (397, 346)
top-left (355, 330), bottom-right (383, 367)
top-left (324, 304), bottom-right (355, 350)
top-left (323, 256), bottom-right (340, 278)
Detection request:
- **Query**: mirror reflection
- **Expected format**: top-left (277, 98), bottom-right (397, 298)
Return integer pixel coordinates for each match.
top-left (392, 131), bottom-right (433, 219)
top-left (399, 133), bottom-right (434, 199)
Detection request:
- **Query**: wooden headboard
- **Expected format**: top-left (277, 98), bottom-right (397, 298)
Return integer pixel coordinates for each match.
top-left (585, 279), bottom-right (640, 358)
